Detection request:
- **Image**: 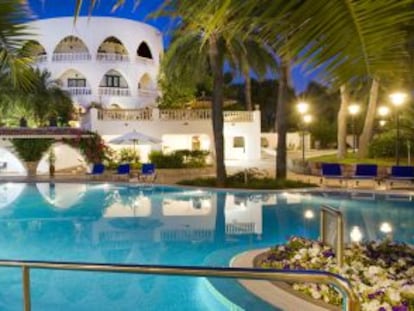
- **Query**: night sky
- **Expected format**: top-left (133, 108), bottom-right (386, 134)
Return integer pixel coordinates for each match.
top-left (26, 0), bottom-right (311, 93)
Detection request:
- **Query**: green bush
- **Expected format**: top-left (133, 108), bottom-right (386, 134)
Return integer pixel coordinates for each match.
top-left (118, 148), bottom-right (139, 164)
top-left (12, 139), bottom-right (53, 162)
top-left (369, 131), bottom-right (413, 158)
top-left (175, 149), bottom-right (209, 167)
top-left (149, 150), bottom-right (184, 168)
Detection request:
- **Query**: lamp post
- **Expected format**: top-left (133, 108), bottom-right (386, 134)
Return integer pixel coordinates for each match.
top-left (302, 115), bottom-right (313, 163)
top-left (348, 104), bottom-right (360, 153)
top-left (389, 92), bottom-right (407, 165)
top-left (296, 102), bottom-right (310, 165)
top-left (378, 106), bottom-right (390, 130)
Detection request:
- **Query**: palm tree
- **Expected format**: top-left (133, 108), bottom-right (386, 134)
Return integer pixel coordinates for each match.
top-left (0, 0), bottom-right (34, 89)
top-left (257, 0), bottom-right (414, 170)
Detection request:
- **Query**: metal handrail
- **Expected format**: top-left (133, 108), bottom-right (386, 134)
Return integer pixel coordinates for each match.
top-left (320, 204), bottom-right (344, 266)
top-left (0, 259), bottom-right (360, 311)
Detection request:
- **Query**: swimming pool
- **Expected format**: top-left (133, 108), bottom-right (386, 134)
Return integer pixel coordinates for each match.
top-left (0, 183), bottom-right (413, 310)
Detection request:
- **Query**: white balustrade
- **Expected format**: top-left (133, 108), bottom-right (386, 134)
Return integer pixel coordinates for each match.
top-left (138, 89), bottom-right (158, 97)
top-left (96, 53), bottom-right (130, 62)
top-left (159, 109), bottom-right (211, 121)
top-left (94, 108), bottom-right (255, 122)
top-left (98, 87), bottom-right (131, 97)
top-left (52, 52), bottom-right (92, 62)
top-left (63, 87), bottom-right (92, 96)
top-left (223, 111), bottom-right (254, 122)
top-left (34, 55), bottom-right (48, 63)
top-left (98, 109), bottom-right (152, 121)
top-left (136, 56), bottom-right (155, 64)
top-left (226, 222), bottom-right (256, 235)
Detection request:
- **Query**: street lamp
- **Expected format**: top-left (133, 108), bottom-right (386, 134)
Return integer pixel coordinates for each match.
top-left (389, 92), bottom-right (408, 165)
top-left (296, 102), bottom-right (310, 166)
top-left (378, 106), bottom-right (390, 129)
top-left (301, 114), bottom-right (312, 163)
top-left (348, 103), bottom-right (360, 153)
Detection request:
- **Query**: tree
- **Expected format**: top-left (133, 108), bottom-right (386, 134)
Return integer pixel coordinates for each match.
top-left (0, 1), bottom-right (34, 89)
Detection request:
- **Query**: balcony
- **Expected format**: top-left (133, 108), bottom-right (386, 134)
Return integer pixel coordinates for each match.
top-left (138, 89), bottom-right (158, 97)
top-left (136, 56), bottom-right (154, 65)
top-left (63, 87), bottom-right (92, 96)
top-left (98, 87), bottom-right (130, 97)
top-left (98, 109), bottom-right (152, 121)
top-left (52, 53), bottom-right (92, 62)
top-left (34, 55), bottom-right (48, 63)
top-left (96, 53), bottom-right (129, 62)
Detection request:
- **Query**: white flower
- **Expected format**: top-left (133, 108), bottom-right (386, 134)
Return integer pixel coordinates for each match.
top-left (386, 288), bottom-right (401, 303)
top-left (308, 245), bottom-right (321, 257)
top-left (361, 300), bottom-right (381, 311)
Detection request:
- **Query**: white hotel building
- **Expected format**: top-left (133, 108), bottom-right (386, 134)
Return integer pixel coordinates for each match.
top-left (1, 17), bottom-right (262, 174)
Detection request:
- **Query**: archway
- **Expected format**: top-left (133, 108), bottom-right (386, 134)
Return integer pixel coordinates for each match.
top-left (138, 73), bottom-right (156, 92)
top-left (23, 40), bottom-right (47, 62)
top-left (0, 146), bottom-right (26, 176)
top-left (99, 69), bottom-right (130, 96)
top-left (137, 42), bottom-right (153, 59)
top-left (52, 36), bottom-right (91, 61)
top-left (97, 36), bottom-right (129, 61)
top-left (58, 69), bottom-right (91, 95)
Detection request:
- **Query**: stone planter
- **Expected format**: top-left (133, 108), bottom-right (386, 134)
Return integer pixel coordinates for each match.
top-left (25, 161), bottom-right (39, 177)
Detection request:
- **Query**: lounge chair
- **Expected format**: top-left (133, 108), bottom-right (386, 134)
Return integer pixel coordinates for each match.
top-left (114, 163), bottom-right (131, 181)
top-left (138, 163), bottom-right (157, 183)
top-left (88, 163), bottom-right (105, 179)
top-left (350, 164), bottom-right (379, 187)
top-left (386, 166), bottom-right (414, 189)
top-left (320, 163), bottom-right (346, 186)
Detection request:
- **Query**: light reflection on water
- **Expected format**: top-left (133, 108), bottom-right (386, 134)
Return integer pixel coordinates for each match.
top-left (0, 183), bottom-right (412, 310)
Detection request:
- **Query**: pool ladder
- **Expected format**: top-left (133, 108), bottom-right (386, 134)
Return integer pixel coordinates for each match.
top-left (0, 259), bottom-right (360, 311)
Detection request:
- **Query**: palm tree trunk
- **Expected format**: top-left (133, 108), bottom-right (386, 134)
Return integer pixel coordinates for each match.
top-left (208, 34), bottom-right (227, 186)
top-left (337, 85), bottom-right (349, 159)
top-left (276, 60), bottom-right (289, 179)
top-left (357, 77), bottom-right (379, 158)
top-left (242, 62), bottom-right (253, 111)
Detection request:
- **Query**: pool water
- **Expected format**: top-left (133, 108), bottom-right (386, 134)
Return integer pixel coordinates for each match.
top-left (0, 183), bottom-right (413, 310)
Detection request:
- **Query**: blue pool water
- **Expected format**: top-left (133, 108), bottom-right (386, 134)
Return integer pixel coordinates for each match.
top-left (0, 183), bottom-right (413, 310)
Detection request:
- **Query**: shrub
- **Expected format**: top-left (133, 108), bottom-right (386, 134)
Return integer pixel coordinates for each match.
top-left (175, 149), bottom-right (209, 167)
top-left (149, 150), bottom-right (184, 168)
top-left (118, 148), bottom-right (139, 164)
top-left (368, 130), bottom-right (413, 158)
top-left (12, 139), bottom-right (53, 162)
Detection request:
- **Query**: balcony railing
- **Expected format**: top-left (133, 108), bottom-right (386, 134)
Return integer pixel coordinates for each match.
top-left (98, 87), bottom-right (130, 97)
top-left (98, 109), bottom-right (152, 121)
top-left (63, 87), bottom-right (92, 96)
top-left (223, 111), bottom-right (254, 122)
top-left (52, 52), bottom-right (92, 62)
top-left (95, 108), bottom-right (256, 122)
top-left (138, 89), bottom-right (158, 97)
top-left (136, 56), bottom-right (155, 64)
top-left (159, 109), bottom-right (211, 121)
top-left (34, 55), bottom-right (48, 63)
top-left (96, 53), bottom-right (129, 62)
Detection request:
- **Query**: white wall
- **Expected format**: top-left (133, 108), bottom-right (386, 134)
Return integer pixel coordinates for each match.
top-left (25, 17), bottom-right (163, 109)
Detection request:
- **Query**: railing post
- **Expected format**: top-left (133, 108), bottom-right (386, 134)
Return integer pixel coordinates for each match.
top-left (22, 266), bottom-right (31, 311)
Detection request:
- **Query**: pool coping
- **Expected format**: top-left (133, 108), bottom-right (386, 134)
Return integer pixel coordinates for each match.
top-left (230, 249), bottom-right (340, 311)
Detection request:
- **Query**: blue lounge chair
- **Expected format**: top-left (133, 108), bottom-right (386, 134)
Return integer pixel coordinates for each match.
top-left (386, 166), bottom-right (414, 189)
top-left (114, 163), bottom-right (131, 180)
top-left (351, 164), bottom-right (379, 187)
top-left (320, 163), bottom-right (346, 186)
top-left (138, 163), bottom-right (157, 183)
top-left (88, 163), bottom-right (105, 179)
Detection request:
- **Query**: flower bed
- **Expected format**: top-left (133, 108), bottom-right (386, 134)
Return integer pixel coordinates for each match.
top-left (257, 237), bottom-right (414, 311)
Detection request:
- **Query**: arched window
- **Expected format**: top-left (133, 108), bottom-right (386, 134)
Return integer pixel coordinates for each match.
top-left (58, 69), bottom-right (91, 95)
top-left (23, 40), bottom-right (47, 61)
top-left (137, 42), bottom-right (153, 59)
top-left (52, 36), bottom-right (91, 61)
top-left (99, 69), bottom-right (130, 96)
top-left (97, 36), bottom-right (129, 62)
